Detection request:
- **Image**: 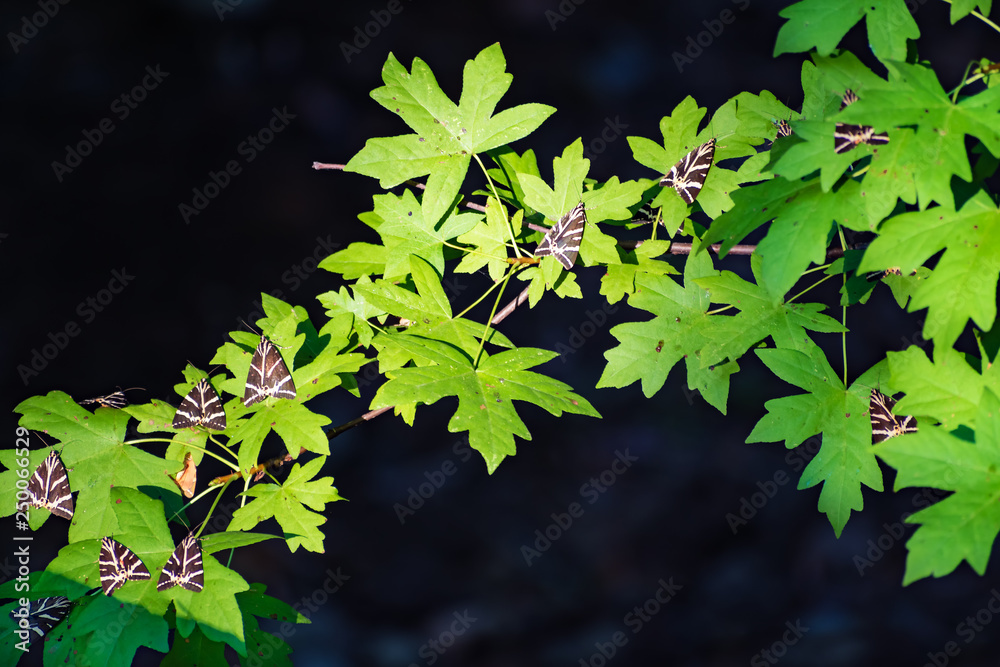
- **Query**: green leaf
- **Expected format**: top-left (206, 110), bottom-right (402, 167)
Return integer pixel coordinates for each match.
top-left (319, 242), bottom-right (387, 279)
top-left (235, 583), bottom-right (309, 667)
top-left (345, 44), bottom-right (555, 223)
top-left (860, 192), bottom-right (1000, 349)
top-left (694, 254), bottom-right (847, 366)
top-left (875, 388), bottom-right (1000, 584)
top-left (4, 393), bottom-right (185, 537)
top-left (230, 457), bottom-right (344, 553)
top-left (371, 336), bottom-right (599, 473)
top-left (847, 62), bottom-right (1000, 209)
top-left (887, 345), bottom-right (998, 430)
top-left (371, 190), bottom-right (481, 281)
top-left (775, 1), bottom-right (917, 63)
top-left (747, 347), bottom-right (883, 535)
top-left (599, 242), bottom-right (678, 305)
top-left (456, 197), bottom-right (516, 281)
top-left (597, 248), bottom-right (722, 400)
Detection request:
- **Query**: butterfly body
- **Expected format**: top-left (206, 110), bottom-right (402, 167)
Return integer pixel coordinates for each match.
top-left (870, 389), bottom-right (918, 443)
top-left (99, 537), bottom-right (151, 596)
top-left (834, 89), bottom-right (889, 154)
top-left (243, 337), bottom-right (296, 406)
top-left (660, 138), bottom-right (716, 205)
top-left (26, 451), bottom-right (74, 520)
top-left (533, 202), bottom-right (586, 270)
top-left (157, 533), bottom-right (204, 592)
top-left (173, 378), bottom-right (226, 430)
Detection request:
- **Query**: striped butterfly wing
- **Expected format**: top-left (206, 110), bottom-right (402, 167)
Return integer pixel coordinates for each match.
top-left (10, 596), bottom-right (72, 645)
top-left (173, 378), bottom-right (227, 430)
top-left (243, 336), bottom-right (296, 406)
top-left (870, 389), bottom-right (918, 443)
top-left (168, 452), bottom-right (198, 498)
top-left (834, 89), bottom-right (889, 154)
top-left (156, 534), bottom-right (204, 593)
top-left (774, 119), bottom-right (793, 138)
top-left (660, 138), bottom-right (716, 205)
top-left (27, 451), bottom-right (74, 520)
top-left (534, 202), bottom-right (586, 270)
top-left (99, 537), bottom-right (151, 596)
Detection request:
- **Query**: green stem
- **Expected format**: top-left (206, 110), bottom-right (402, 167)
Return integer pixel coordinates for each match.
top-left (472, 153), bottom-right (523, 258)
top-left (837, 226), bottom-right (849, 387)
top-left (454, 265), bottom-right (518, 320)
top-left (127, 437), bottom-right (236, 470)
top-left (941, 0), bottom-right (1000, 34)
top-left (786, 272), bottom-right (836, 304)
top-left (473, 269), bottom-right (514, 367)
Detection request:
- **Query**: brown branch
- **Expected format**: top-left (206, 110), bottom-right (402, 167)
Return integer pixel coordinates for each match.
top-left (312, 161), bottom-right (486, 213)
top-left (208, 406), bottom-right (394, 486)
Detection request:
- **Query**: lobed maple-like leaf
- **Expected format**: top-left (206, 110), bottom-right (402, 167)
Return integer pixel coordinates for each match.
top-left (775, 0), bottom-right (918, 63)
top-left (345, 43), bottom-right (555, 224)
top-left (747, 346), bottom-right (883, 536)
top-left (371, 335), bottom-right (598, 473)
top-left (229, 457), bottom-right (343, 553)
top-left (860, 191), bottom-right (1000, 349)
top-left (597, 248), bottom-right (720, 404)
top-left (875, 388), bottom-right (1000, 584)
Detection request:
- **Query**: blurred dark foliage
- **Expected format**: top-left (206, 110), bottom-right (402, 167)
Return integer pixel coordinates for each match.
top-left (3, 0), bottom-right (1000, 665)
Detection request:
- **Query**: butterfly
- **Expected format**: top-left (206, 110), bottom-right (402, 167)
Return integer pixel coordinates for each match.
top-left (865, 267), bottom-right (904, 282)
top-left (533, 202), bottom-right (586, 270)
top-left (774, 119), bottom-right (793, 138)
top-left (834, 89), bottom-right (889, 154)
top-left (172, 378), bottom-right (226, 430)
top-left (99, 537), bottom-right (151, 596)
top-left (9, 596), bottom-right (72, 645)
top-left (870, 389), bottom-right (918, 443)
top-left (167, 452), bottom-right (198, 498)
top-left (660, 138), bottom-right (716, 205)
top-left (631, 202), bottom-right (662, 226)
top-left (157, 533), bottom-right (204, 592)
top-left (243, 336), bottom-right (296, 406)
top-left (79, 387), bottom-right (142, 410)
top-left (26, 451), bottom-right (74, 520)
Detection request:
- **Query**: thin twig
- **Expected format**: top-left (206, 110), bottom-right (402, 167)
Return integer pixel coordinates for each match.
top-left (313, 161), bottom-right (486, 213)
top-left (208, 406), bottom-right (393, 486)
top-left (492, 286), bottom-right (530, 325)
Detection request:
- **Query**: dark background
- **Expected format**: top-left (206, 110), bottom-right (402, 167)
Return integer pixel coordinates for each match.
top-left (3, 0), bottom-right (1000, 665)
